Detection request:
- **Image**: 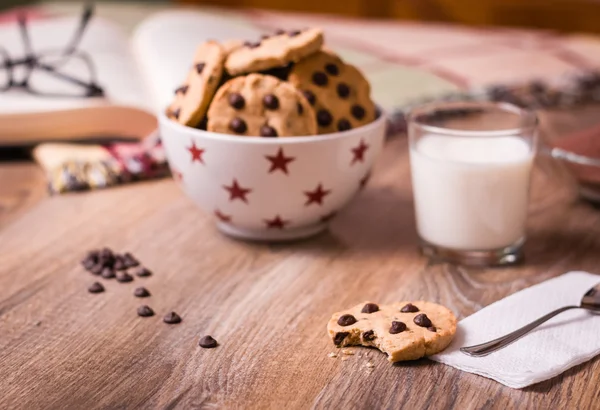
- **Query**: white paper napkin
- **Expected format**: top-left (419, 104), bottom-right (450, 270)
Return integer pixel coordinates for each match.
top-left (430, 271), bottom-right (600, 389)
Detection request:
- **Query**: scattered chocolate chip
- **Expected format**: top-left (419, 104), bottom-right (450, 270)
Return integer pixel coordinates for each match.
top-left (362, 330), bottom-right (376, 341)
top-left (260, 34), bottom-right (270, 40)
top-left (351, 105), bottom-right (365, 120)
top-left (113, 257), bottom-right (126, 271)
top-left (297, 102), bottom-right (303, 115)
top-left (312, 71), bottom-right (328, 87)
top-left (116, 271), bottom-right (134, 283)
top-left (337, 314), bottom-right (357, 327)
top-left (428, 326), bottom-right (437, 332)
top-left (90, 264), bottom-right (103, 275)
top-left (260, 125), bottom-right (278, 137)
top-left (163, 312), bottom-right (182, 324)
top-left (334, 332), bottom-right (349, 346)
top-left (228, 93), bottom-right (245, 109)
top-left (172, 108), bottom-right (181, 120)
top-left (122, 253), bottom-right (139, 268)
top-left (325, 63), bottom-right (339, 76)
top-left (199, 335), bottom-right (218, 348)
top-left (302, 90), bottom-right (316, 105)
top-left (195, 63), bottom-right (205, 74)
top-left (101, 268), bottom-right (115, 279)
top-left (229, 117), bottom-right (247, 134)
top-left (98, 248), bottom-right (115, 267)
top-left (288, 30), bottom-right (301, 37)
top-left (361, 303), bottom-right (379, 314)
top-left (244, 41), bottom-right (261, 49)
top-left (137, 305), bottom-right (154, 317)
top-left (414, 313), bottom-right (432, 328)
top-left (134, 287), bottom-right (151, 298)
top-left (317, 109), bottom-right (333, 127)
top-left (82, 258), bottom-right (96, 270)
top-left (400, 303), bottom-right (419, 313)
top-left (135, 267), bottom-right (152, 278)
top-left (337, 118), bottom-right (351, 132)
top-left (175, 84), bottom-right (189, 95)
top-left (263, 94), bottom-right (280, 110)
top-left (337, 83), bottom-right (350, 98)
top-left (389, 321), bottom-right (407, 334)
top-left (88, 282), bottom-right (104, 294)
top-left (275, 29), bottom-right (286, 35)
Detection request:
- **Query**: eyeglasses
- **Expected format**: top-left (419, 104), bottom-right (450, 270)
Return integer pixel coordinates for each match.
top-left (0, 2), bottom-right (105, 98)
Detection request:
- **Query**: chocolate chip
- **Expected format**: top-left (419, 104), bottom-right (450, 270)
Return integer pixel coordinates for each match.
top-left (297, 102), bottom-right (303, 115)
top-left (302, 90), bottom-right (316, 105)
top-left (172, 108), bottom-right (180, 120)
top-left (88, 282), bottom-right (104, 294)
top-left (244, 41), bottom-right (261, 48)
top-left (337, 118), bottom-right (351, 132)
top-left (275, 29), bottom-right (286, 35)
top-left (337, 314), bottom-right (357, 327)
top-left (260, 34), bottom-right (270, 40)
top-left (82, 258), bottom-right (96, 270)
top-left (137, 305), bottom-right (154, 317)
top-left (428, 326), bottom-right (437, 332)
top-left (195, 63), bottom-right (205, 74)
top-left (135, 267), bottom-right (152, 277)
top-left (134, 287), bottom-right (151, 298)
top-left (90, 264), bottom-right (103, 275)
top-left (163, 312), bottom-right (182, 324)
top-left (317, 109), bottom-right (333, 127)
top-left (362, 330), bottom-right (376, 341)
top-left (260, 125), bottom-right (278, 137)
top-left (351, 105), bottom-right (365, 120)
top-left (325, 63), bottom-right (339, 76)
top-left (312, 71), bottom-right (328, 87)
top-left (414, 313), bottom-right (432, 328)
top-left (337, 83), bottom-right (350, 98)
top-left (101, 268), bottom-right (115, 279)
top-left (229, 117), bottom-right (247, 134)
top-left (175, 84), bottom-right (189, 95)
top-left (228, 93), bottom-right (245, 109)
top-left (400, 303), bottom-right (419, 313)
top-left (389, 321), bottom-right (407, 334)
top-left (123, 253), bottom-right (139, 268)
top-left (98, 248), bottom-right (115, 267)
top-left (334, 332), bottom-right (349, 346)
top-left (116, 271), bottom-right (134, 283)
top-left (199, 335), bottom-right (218, 348)
top-left (263, 94), bottom-right (279, 110)
top-left (361, 303), bottom-right (379, 314)
top-left (113, 257), bottom-right (126, 271)
top-left (288, 30), bottom-right (301, 37)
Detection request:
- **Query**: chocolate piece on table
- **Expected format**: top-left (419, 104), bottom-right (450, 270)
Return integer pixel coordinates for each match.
top-left (101, 268), bottom-right (116, 279)
top-left (88, 282), bottom-right (104, 294)
top-left (134, 287), bottom-right (151, 298)
top-left (135, 267), bottom-right (152, 277)
top-left (116, 271), bottom-right (134, 283)
top-left (137, 305), bottom-right (154, 317)
top-left (199, 335), bottom-right (218, 348)
top-left (163, 312), bottom-right (182, 324)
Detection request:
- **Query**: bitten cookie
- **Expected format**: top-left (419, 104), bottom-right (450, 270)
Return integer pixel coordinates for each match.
top-left (167, 41), bottom-right (225, 127)
top-left (207, 74), bottom-right (317, 137)
top-left (327, 301), bottom-right (457, 362)
top-left (289, 50), bottom-right (376, 134)
top-left (225, 28), bottom-right (324, 75)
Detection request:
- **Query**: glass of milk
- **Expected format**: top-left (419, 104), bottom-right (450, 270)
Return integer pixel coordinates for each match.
top-left (408, 101), bottom-right (538, 266)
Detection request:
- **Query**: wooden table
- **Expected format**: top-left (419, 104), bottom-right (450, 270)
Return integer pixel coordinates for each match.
top-left (1, 107), bottom-right (600, 409)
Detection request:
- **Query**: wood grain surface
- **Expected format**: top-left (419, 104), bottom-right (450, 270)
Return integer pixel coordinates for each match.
top-left (1, 107), bottom-right (600, 409)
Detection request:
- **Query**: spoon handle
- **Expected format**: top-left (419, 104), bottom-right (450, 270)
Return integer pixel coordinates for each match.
top-left (460, 305), bottom-right (580, 357)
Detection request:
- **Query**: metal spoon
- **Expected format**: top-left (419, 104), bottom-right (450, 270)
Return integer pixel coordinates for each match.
top-left (460, 282), bottom-right (600, 357)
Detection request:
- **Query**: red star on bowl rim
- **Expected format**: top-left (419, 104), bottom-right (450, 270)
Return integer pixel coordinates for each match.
top-left (351, 139), bottom-right (369, 165)
top-left (223, 179), bottom-right (252, 203)
top-left (187, 141), bottom-right (205, 164)
top-left (304, 183), bottom-right (331, 206)
top-left (265, 147), bottom-right (296, 175)
top-left (264, 215), bottom-right (290, 229)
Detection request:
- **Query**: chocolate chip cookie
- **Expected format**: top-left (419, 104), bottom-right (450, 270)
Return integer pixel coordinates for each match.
top-left (167, 41), bottom-right (225, 127)
top-left (288, 50), bottom-right (376, 134)
top-left (327, 301), bottom-right (457, 362)
top-left (225, 28), bottom-right (324, 75)
top-left (207, 73), bottom-right (317, 137)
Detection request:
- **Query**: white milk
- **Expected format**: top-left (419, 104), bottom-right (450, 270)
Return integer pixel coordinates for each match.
top-left (409, 135), bottom-right (534, 251)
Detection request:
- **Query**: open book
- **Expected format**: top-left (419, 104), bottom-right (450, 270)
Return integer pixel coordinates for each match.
top-left (0, 10), bottom-right (265, 146)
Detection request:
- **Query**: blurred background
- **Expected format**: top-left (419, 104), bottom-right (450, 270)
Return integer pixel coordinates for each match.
top-left (1, 0), bottom-right (600, 33)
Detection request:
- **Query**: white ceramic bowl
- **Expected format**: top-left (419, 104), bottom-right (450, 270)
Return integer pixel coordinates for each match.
top-left (159, 110), bottom-right (387, 241)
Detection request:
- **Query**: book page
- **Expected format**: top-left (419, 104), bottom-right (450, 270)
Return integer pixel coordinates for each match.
top-left (0, 16), bottom-right (151, 114)
top-left (131, 10), bottom-right (262, 113)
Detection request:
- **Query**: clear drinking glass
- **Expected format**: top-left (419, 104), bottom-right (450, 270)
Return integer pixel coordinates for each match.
top-left (407, 101), bottom-right (538, 266)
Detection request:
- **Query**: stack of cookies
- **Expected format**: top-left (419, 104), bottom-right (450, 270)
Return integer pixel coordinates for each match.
top-left (167, 28), bottom-right (377, 137)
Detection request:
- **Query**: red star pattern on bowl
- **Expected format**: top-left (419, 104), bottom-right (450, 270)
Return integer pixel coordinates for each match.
top-left (304, 183), bottom-right (331, 206)
top-left (265, 148), bottom-right (296, 175)
top-left (351, 139), bottom-right (369, 165)
top-left (264, 215), bottom-right (290, 229)
top-left (187, 142), bottom-right (205, 164)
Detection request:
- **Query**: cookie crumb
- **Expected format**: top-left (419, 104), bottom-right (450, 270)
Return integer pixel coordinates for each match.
top-left (341, 356), bottom-right (349, 361)
top-left (365, 361), bottom-right (375, 368)
top-left (341, 349), bottom-right (355, 355)
top-left (327, 352), bottom-right (338, 358)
